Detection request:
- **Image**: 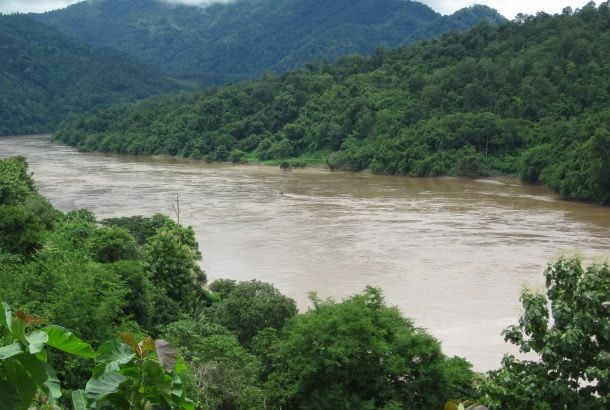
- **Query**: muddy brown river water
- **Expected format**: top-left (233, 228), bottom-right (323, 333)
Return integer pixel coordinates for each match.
top-left (2, 135), bottom-right (609, 371)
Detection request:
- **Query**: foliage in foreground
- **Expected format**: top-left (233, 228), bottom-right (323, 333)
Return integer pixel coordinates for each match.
top-left (3, 156), bottom-right (610, 409)
top-left (482, 258), bottom-right (610, 409)
top-left (0, 302), bottom-right (192, 410)
top-left (0, 156), bottom-right (477, 408)
top-left (54, 3), bottom-right (610, 203)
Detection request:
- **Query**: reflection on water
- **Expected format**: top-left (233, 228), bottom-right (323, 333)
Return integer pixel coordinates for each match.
top-left (2, 135), bottom-right (609, 371)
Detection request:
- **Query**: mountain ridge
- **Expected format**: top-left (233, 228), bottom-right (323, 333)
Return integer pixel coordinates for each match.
top-left (35, 0), bottom-right (506, 83)
top-left (0, 13), bottom-right (181, 135)
top-left (52, 3), bottom-right (610, 204)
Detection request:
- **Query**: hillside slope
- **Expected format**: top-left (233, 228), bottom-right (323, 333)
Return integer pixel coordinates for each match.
top-left (36, 0), bottom-right (506, 83)
top-left (0, 14), bottom-right (180, 135)
top-left (53, 3), bottom-right (610, 203)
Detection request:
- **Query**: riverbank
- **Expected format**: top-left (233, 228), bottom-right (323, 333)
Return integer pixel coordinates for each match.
top-left (3, 135), bottom-right (610, 371)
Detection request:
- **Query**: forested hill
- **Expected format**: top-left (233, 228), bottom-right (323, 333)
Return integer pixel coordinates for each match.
top-left (36, 0), bottom-right (505, 83)
top-left (0, 14), bottom-right (181, 136)
top-left (54, 3), bottom-right (610, 204)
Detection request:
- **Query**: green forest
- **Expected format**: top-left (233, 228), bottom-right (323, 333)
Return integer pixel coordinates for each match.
top-left (36, 0), bottom-right (505, 83)
top-left (2, 156), bottom-right (610, 409)
top-left (0, 14), bottom-right (181, 135)
top-left (54, 3), bottom-right (610, 204)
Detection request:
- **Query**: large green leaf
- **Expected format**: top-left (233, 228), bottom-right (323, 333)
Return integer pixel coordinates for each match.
top-left (14, 353), bottom-right (61, 401)
top-left (25, 330), bottom-right (48, 354)
top-left (0, 343), bottom-right (23, 360)
top-left (43, 363), bottom-right (61, 400)
top-left (180, 396), bottom-right (195, 410)
top-left (85, 371), bottom-right (127, 402)
top-left (91, 361), bottom-right (121, 380)
top-left (3, 360), bottom-right (37, 410)
top-left (42, 325), bottom-right (95, 358)
top-left (96, 340), bottom-right (134, 364)
top-left (0, 380), bottom-right (20, 410)
top-left (142, 360), bottom-right (172, 405)
top-left (72, 389), bottom-right (88, 410)
top-left (171, 373), bottom-right (194, 410)
top-left (9, 318), bottom-right (25, 344)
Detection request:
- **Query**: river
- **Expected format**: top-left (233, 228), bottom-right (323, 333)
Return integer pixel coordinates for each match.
top-left (2, 135), bottom-right (609, 371)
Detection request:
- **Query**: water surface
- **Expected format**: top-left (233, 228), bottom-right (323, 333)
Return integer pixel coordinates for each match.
top-left (2, 135), bottom-right (609, 371)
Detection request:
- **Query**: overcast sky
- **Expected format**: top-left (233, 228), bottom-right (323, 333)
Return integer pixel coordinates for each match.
top-left (0, 0), bottom-right (594, 19)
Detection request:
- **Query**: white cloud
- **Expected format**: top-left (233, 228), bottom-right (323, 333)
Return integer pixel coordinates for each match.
top-left (0, 0), bottom-right (81, 13)
top-left (0, 0), bottom-right (234, 14)
top-left (0, 0), bottom-right (598, 17)
top-left (161, 0), bottom-right (234, 5)
top-left (419, 0), bottom-right (594, 19)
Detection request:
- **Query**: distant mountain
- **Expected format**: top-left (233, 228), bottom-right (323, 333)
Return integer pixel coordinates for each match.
top-left (410, 5), bottom-right (507, 39)
top-left (36, 0), bottom-right (506, 83)
top-left (0, 14), bottom-right (180, 135)
top-left (53, 3), bottom-right (610, 204)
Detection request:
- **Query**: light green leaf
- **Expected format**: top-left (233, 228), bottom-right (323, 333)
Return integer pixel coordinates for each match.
top-left (0, 380), bottom-right (20, 410)
top-left (171, 373), bottom-right (183, 400)
top-left (171, 373), bottom-right (194, 410)
top-left (180, 396), bottom-right (195, 410)
top-left (25, 330), bottom-right (48, 354)
top-left (43, 363), bottom-right (61, 400)
top-left (91, 361), bottom-right (121, 380)
top-left (72, 389), bottom-right (88, 410)
top-left (174, 356), bottom-right (187, 374)
top-left (35, 349), bottom-right (47, 363)
top-left (96, 340), bottom-right (134, 364)
top-left (85, 371), bottom-right (127, 402)
top-left (42, 325), bottom-right (95, 358)
top-left (10, 318), bottom-right (25, 344)
top-left (0, 302), bottom-right (12, 333)
top-left (0, 343), bottom-right (23, 360)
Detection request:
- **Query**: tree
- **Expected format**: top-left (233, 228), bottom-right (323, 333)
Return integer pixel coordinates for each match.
top-left (102, 214), bottom-right (171, 245)
top-left (589, 127), bottom-right (610, 203)
top-left (0, 157), bottom-right (34, 205)
top-left (482, 258), bottom-right (610, 409)
top-left (0, 157), bottom-right (60, 256)
top-left (189, 335), bottom-right (264, 409)
top-left (144, 224), bottom-right (205, 310)
top-left (87, 225), bottom-right (140, 263)
top-left (211, 280), bottom-right (297, 345)
top-left (266, 287), bottom-right (474, 409)
top-left (106, 261), bottom-right (154, 330)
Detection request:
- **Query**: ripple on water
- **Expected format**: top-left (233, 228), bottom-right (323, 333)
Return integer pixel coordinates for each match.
top-left (1, 135), bottom-right (609, 371)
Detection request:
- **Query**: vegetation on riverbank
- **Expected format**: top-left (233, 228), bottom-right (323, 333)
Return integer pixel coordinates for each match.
top-left (0, 156), bottom-right (473, 408)
top-left (3, 156), bottom-right (610, 409)
top-left (53, 3), bottom-right (610, 204)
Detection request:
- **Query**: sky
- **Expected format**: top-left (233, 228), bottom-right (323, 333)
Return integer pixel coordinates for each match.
top-left (0, 0), bottom-right (594, 18)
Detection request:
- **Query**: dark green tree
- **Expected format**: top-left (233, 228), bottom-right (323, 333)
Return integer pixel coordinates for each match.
top-left (211, 280), bottom-right (297, 345)
top-left (144, 223), bottom-right (205, 311)
top-left (266, 287), bottom-right (474, 409)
